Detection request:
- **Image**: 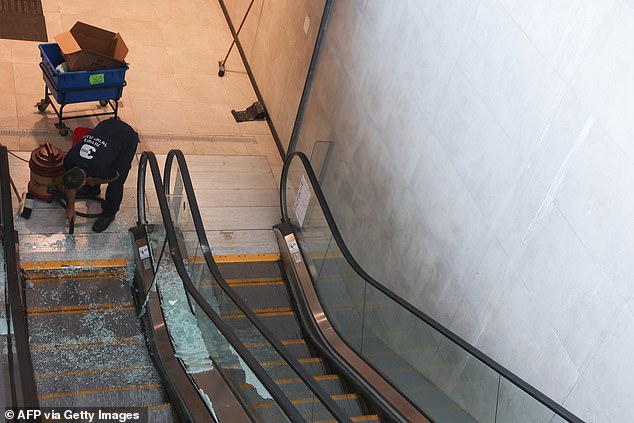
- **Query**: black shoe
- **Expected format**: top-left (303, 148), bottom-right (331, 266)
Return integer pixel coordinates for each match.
top-left (92, 215), bottom-right (115, 233)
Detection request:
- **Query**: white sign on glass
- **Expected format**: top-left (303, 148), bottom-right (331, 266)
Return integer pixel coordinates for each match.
top-left (294, 175), bottom-right (311, 228)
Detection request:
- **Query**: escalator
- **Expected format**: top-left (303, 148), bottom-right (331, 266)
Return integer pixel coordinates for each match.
top-left (132, 149), bottom-right (586, 423)
top-left (0, 143), bottom-right (585, 422)
top-left (135, 151), bottom-right (371, 422)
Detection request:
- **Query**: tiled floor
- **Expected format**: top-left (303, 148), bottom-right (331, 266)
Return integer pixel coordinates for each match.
top-left (1, 0), bottom-right (284, 258)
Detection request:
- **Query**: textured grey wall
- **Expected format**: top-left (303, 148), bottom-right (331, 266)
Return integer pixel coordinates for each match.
top-left (292, 1), bottom-right (634, 422)
top-left (223, 0), bottom-right (326, 152)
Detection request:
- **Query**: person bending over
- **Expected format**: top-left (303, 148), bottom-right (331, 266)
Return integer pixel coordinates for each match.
top-left (62, 118), bottom-right (139, 233)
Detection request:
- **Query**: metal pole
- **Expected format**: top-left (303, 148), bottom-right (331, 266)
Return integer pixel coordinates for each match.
top-left (218, 0), bottom-right (256, 77)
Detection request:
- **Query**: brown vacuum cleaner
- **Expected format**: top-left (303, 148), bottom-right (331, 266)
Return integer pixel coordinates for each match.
top-left (27, 142), bottom-right (65, 201)
top-left (20, 142), bottom-right (102, 234)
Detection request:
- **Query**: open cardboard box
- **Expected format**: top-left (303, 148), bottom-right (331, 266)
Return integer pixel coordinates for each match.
top-left (54, 22), bottom-right (128, 71)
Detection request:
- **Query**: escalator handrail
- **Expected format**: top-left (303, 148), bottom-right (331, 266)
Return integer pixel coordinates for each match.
top-left (0, 146), bottom-right (40, 410)
top-left (137, 151), bottom-right (306, 423)
top-left (163, 149), bottom-right (353, 423)
top-left (279, 151), bottom-right (584, 423)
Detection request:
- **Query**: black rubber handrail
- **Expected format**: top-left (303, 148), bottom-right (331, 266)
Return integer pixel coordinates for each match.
top-left (280, 151), bottom-right (585, 423)
top-left (163, 149), bottom-right (353, 422)
top-left (0, 147), bottom-right (40, 412)
top-left (137, 151), bottom-right (305, 423)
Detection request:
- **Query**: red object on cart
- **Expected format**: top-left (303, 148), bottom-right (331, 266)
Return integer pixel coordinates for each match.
top-left (72, 127), bottom-right (92, 146)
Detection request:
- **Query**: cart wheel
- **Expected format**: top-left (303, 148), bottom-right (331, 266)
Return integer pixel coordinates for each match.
top-left (58, 125), bottom-right (69, 136)
top-left (36, 100), bottom-right (50, 112)
top-left (99, 100), bottom-right (109, 107)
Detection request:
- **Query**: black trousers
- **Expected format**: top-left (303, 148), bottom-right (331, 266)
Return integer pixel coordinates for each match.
top-left (102, 165), bottom-right (131, 217)
top-left (78, 158), bottom-right (135, 218)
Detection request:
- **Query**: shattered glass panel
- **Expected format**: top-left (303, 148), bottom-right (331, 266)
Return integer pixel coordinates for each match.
top-left (155, 252), bottom-right (213, 374)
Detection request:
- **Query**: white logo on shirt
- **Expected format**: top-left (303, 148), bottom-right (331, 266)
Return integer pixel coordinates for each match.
top-left (80, 144), bottom-right (96, 159)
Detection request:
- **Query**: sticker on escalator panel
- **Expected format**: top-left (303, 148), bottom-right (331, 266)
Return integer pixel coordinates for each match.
top-left (288, 240), bottom-right (299, 255)
top-left (139, 245), bottom-right (150, 260)
top-left (293, 252), bottom-right (303, 263)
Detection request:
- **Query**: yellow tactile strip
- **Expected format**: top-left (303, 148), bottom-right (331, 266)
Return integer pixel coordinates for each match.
top-left (221, 307), bottom-right (294, 318)
top-left (38, 382), bottom-right (163, 400)
top-left (30, 336), bottom-right (144, 353)
top-left (36, 364), bottom-right (154, 380)
top-left (21, 258), bottom-right (129, 279)
top-left (27, 304), bottom-right (136, 316)
top-left (252, 392), bottom-right (360, 408)
top-left (243, 339), bottom-right (306, 349)
top-left (213, 253), bottom-right (281, 263)
top-left (225, 276), bottom-right (284, 286)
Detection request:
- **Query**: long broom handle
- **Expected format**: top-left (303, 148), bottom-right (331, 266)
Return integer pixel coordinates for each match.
top-left (221, 0), bottom-right (256, 64)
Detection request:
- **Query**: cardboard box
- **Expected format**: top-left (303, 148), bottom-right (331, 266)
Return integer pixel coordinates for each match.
top-left (54, 22), bottom-right (128, 71)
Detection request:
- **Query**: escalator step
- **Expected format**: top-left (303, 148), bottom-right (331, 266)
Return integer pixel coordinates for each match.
top-left (21, 259), bottom-right (129, 280)
top-left (241, 384), bottom-right (367, 422)
top-left (327, 393), bottom-right (366, 418)
top-left (30, 336), bottom-right (148, 374)
top-left (244, 338), bottom-right (313, 361)
top-left (274, 374), bottom-right (347, 396)
top-left (27, 302), bottom-right (135, 316)
top-left (226, 276), bottom-right (284, 287)
top-left (224, 308), bottom-right (304, 340)
top-left (257, 357), bottom-right (328, 380)
top-left (27, 306), bottom-right (141, 344)
top-left (26, 277), bottom-right (132, 310)
top-left (242, 387), bottom-right (333, 422)
top-left (38, 382), bottom-right (167, 408)
top-left (216, 260), bottom-right (283, 281)
top-left (148, 403), bottom-right (178, 422)
top-left (35, 364), bottom-right (161, 396)
top-left (224, 278), bottom-right (291, 311)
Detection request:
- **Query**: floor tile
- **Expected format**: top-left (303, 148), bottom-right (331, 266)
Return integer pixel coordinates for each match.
top-left (0, 63), bottom-right (15, 93)
top-left (0, 94), bottom-right (18, 128)
top-left (13, 62), bottom-right (44, 95)
top-left (2, 0), bottom-right (284, 256)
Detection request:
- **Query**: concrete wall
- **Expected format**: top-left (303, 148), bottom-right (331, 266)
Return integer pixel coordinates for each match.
top-left (223, 0), bottom-right (325, 152)
top-left (291, 1), bottom-right (634, 422)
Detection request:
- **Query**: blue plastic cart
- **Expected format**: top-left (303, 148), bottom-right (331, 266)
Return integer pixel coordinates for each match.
top-left (36, 43), bottom-right (129, 136)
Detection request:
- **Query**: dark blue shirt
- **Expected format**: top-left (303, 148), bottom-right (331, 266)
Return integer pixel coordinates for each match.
top-left (64, 118), bottom-right (139, 180)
